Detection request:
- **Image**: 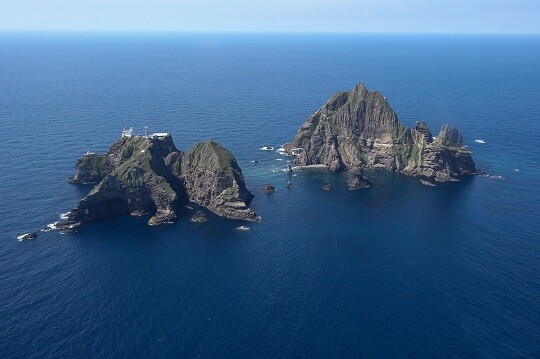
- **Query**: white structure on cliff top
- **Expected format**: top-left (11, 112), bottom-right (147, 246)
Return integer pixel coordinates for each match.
top-left (122, 127), bottom-right (134, 137)
top-left (121, 127), bottom-right (169, 139)
top-left (149, 132), bottom-right (169, 139)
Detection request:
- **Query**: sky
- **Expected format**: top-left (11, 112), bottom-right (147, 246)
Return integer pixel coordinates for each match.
top-left (1, 0), bottom-right (539, 34)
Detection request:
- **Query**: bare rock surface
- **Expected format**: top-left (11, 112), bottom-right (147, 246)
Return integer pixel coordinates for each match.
top-left (190, 211), bottom-right (209, 223)
top-left (347, 167), bottom-right (372, 190)
top-left (261, 184), bottom-right (276, 194)
top-left (285, 83), bottom-right (477, 182)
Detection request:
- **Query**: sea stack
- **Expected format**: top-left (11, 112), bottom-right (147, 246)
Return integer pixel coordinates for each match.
top-left (285, 83), bottom-right (477, 182)
top-left (347, 167), bottom-right (372, 190)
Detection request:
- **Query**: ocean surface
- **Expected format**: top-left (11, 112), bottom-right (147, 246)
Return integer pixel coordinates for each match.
top-left (0, 33), bottom-right (539, 358)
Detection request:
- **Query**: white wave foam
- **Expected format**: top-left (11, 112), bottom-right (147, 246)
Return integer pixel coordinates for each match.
top-left (42, 222), bottom-right (59, 232)
top-left (60, 212), bottom-right (70, 220)
top-left (235, 225), bottom-right (250, 232)
top-left (481, 174), bottom-right (505, 180)
top-left (276, 147), bottom-right (291, 156)
top-left (474, 139), bottom-right (485, 144)
top-left (17, 233), bottom-right (36, 241)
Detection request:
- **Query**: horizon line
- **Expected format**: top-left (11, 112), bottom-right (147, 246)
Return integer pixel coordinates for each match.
top-left (1, 29), bottom-right (539, 36)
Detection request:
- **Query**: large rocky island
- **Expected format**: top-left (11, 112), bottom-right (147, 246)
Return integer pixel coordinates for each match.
top-left (65, 133), bottom-right (259, 227)
top-left (285, 83), bottom-right (477, 182)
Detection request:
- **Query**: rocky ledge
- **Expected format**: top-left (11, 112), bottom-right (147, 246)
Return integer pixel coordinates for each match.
top-left (285, 83), bottom-right (477, 182)
top-left (66, 135), bottom-right (259, 227)
top-left (190, 211), bottom-right (209, 223)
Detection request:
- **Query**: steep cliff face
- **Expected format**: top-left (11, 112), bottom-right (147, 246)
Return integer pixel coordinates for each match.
top-left (68, 153), bottom-right (108, 184)
top-left (170, 140), bottom-right (259, 222)
top-left (67, 135), bottom-right (258, 227)
top-left (401, 124), bottom-right (477, 181)
top-left (287, 83), bottom-right (477, 181)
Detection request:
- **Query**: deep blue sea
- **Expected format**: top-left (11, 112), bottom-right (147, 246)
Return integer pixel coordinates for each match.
top-left (0, 33), bottom-right (539, 358)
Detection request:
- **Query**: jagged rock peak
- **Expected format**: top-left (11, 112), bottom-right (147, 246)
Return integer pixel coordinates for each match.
top-left (321, 82), bottom-right (401, 137)
top-left (414, 121), bottom-right (433, 143)
top-left (436, 124), bottom-right (463, 146)
top-left (325, 83), bottom-right (370, 110)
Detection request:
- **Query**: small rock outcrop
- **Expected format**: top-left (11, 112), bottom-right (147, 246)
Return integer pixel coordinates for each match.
top-left (347, 167), bottom-right (372, 190)
top-left (285, 83), bottom-right (477, 182)
top-left (66, 135), bottom-right (259, 227)
top-left (322, 182), bottom-right (333, 191)
top-left (261, 184), bottom-right (276, 193)
top-left (420, 180), bottom-right (436, 187)
top-left (190, 211), bottom-right (209, 223)
top-left (18, 232), bottom-right (37, 241)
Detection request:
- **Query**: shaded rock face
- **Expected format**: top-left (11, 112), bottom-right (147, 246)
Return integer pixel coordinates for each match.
top-left (414, 121), bottom-right (433, 143)
top-left (172, 141), bottom-right (259, 222)
top-left (286, 83), bottom-right (477, 182)
top-left (67, 136), bottom-right (258, 227)
top-left (438, 124), bottom-right (463, 146)
top-left (347, 167), bottom-right (372, 190)
top-left (68, 153), bottom-right (108, 184)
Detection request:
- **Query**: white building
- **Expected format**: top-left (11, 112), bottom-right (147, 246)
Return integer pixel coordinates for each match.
top-left (121, 126), bottom-right (169, 140)
top-left (122, 127), bottom-right (134, 137)
top-left (150, 132), bottom-right (169, 139)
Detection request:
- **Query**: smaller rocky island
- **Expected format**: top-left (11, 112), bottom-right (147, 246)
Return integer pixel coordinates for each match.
top-left (64, 131), bottom-right (259, 228)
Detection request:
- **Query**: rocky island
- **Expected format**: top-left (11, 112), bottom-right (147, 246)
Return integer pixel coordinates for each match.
top-left (285, 83), bottom-right (477, 183)
top-left (65, 133), bottom-right (259, 227)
